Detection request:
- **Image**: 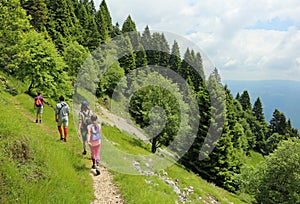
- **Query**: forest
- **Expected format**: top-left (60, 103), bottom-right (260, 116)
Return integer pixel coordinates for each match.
top-left (1, 0), bottom-right (300, 203)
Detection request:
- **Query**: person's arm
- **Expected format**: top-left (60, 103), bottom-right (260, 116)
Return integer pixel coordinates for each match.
top-left (55, 105), bottom-right (59, 122)
top-left (87, 126), bottom-right (91, 145)
top-left (78, 113), bottom-right (82, 136)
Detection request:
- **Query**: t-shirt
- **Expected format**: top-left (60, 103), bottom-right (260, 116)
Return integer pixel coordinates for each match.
top-left (56, 102), bottom-right (70, 119)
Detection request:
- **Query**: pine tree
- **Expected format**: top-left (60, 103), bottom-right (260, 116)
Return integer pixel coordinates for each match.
top-left (111, 22), bottom-right (122, 37)
top-left (21, 0), bottom-right (48, 32)
top-left (135, 44), bottom-right (148, 68)
top-left (269, 109), bottom-right (288, 136)
top-left (169, 40), bottom-right (181, 73)
top-left (149, 32), bottom-right (162, 65)
top-left (238, 90), bottom-right (252, 111)
top-left (122, 15), bottom-right (137, 33)
top-left (158, 33), bottom-right (170, 68)
top-left (252, 97), bottom-right (265, 122)
top-left (118, 36), bottom-right (136, 73)
top-left (99, 0), bottom-right (113, 36)
top-left (252, 97), bottom-right (268, 152)
top-left (45, 0), bottom-right (82, 51)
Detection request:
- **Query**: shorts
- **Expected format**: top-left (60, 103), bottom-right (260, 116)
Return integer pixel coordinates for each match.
top-left (81, 129), bottom-right (88, 143)
top-left (57, 116), bottom-right (68, 127)
top-left (36, 106), bottom-right (43, 114)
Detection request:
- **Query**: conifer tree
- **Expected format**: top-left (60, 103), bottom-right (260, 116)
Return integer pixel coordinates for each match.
top-left (118, 36), bottom-right (136, 73)
top-left (21, 0), bottom-right (48, 32)
top-left (169, 40), bottom-right (181, 73)
top-left (238, 90), bottom-right (252, 111)
top-left (149, 32), bottom-right (162, 65)
top-left (45, 0), bottom-right (82, 51)
top-left (269, 109), bottom-right (287, 136)
top-left (99, 0), bottom-right (113, 36)
top-left (252, 97), bottom-right (265, 122)
top-left (111, 22), bottom-right (122, 37)
top-left (135, 44), bottom-right (148, 68)
top-left (252, 97), bottom-right (268, 152)
top-left (78, 0), bottom-right (100, 50)
top-left (158, 33), bottom-right (170, 68)
top-left (122, 15), bottom-right (137, 33)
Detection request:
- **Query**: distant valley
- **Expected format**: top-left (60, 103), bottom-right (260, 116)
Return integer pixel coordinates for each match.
top-left (223, 80), bottom-right (300, 130)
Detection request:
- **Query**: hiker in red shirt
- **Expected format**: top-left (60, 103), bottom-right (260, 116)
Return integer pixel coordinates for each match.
top-left (34, 92), bottom-right (44, 123)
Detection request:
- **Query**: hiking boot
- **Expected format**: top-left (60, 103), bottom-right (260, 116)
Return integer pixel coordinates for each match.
top-left (39, 120), bottom-right (42, 123)
top-left (60, 137), bottom-right (64, 141)
top-left (96, 168), bottom-right (100, 175)
top-left (91, 164), bottom-right (96, 169)
top-left (63, 138), bottom-right (67, 142)
top-left (35, 119), bottom-right (38, 123)
top-left (82, 150), bottom-right (87, 155)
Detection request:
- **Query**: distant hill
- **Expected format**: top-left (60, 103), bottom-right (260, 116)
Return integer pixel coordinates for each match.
top-left (223, 80), bottom-right (300, 130)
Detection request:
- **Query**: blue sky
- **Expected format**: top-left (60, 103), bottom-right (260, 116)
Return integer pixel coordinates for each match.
top-left (95, 0), bottom-right (300, 81)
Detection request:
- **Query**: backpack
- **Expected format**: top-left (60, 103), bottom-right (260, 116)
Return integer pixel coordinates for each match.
top-left (35, 97), bottom-right (42, 107)
top-left (58, 102), bottom-right (68, 116)
top-left (91, 125), bottom-right (101, 140)
top-left (81, 110), bottom-right (92, 131)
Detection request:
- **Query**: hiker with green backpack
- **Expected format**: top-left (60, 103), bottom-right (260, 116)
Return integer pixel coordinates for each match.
top-left (77, 101), bottom-right (93, 155)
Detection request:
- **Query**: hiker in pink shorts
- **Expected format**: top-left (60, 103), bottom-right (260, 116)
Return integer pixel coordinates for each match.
top-left (87, 114), bottom-right (102, 175)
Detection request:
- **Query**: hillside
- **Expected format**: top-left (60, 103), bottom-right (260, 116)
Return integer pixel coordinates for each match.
top-left (223, 80), bottom-right (300, 129)
top-left (0, 90), bottom-right (251, 203)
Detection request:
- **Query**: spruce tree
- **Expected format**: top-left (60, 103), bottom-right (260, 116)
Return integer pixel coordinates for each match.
top-left (239, 90), bottom-right (252, 111)
top-left (122, 15), bottom-right (137, 33)
top-left (99, 0), bottom-right (113, 36)
top-left (252, 97), bottom-right (265, 122)
top-left (135, 44), bottom-right (148, 68)
top-left (118, 36), bottom-right (136, 73)
top-left (169, 40), bottom-right (181, 73)
top-left (45, 0), bottom-right (82, 51)
top-left (21, 0), bottom-right (48, 32)
top-left (111, 22), bottom-right (122, 37)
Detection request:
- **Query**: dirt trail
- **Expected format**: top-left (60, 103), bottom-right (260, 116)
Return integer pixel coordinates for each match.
top-left (90, 166), bottom-right (124, 204)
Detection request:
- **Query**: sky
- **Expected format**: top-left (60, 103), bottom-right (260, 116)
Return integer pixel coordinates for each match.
top-left (95, 0), bottom-right (300, 81)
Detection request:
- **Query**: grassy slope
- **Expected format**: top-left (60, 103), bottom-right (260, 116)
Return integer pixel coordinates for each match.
top-left (0, 92), bottom-right (94, 203)
top-left (0, 90), bottom-right (253, 203)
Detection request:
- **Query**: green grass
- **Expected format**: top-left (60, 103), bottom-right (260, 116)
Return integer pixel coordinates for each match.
top-left (243, 151), bottom-right (265, 167)
top-left (99, 119), bottom-right (251, 203)
top-left (0, 88), bottom-right (253, 204)
top-left (0, 92), bottom-right (94, 203)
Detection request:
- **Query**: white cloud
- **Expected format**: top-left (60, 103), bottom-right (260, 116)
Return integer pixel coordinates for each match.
top-left (95, 0), bottom-right (300, 81)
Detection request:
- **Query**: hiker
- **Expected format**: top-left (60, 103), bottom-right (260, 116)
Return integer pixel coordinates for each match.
top-left (34, 92), bottom-right (44, 123)
top-left (77, 101), bottom-right (93, 155)
top-left (55, 95), bottom-right (70, 142)
top-left (88, 114), bottom-right (102, 175)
